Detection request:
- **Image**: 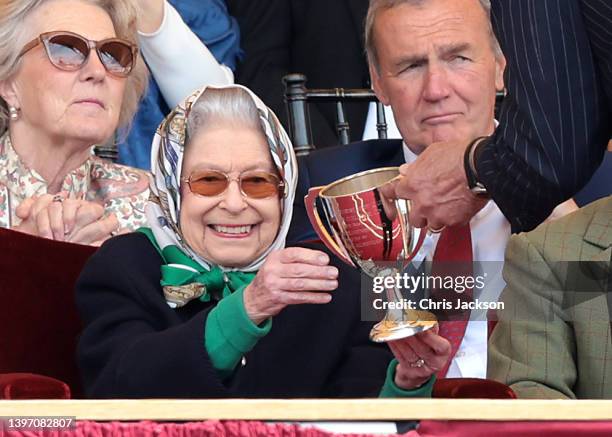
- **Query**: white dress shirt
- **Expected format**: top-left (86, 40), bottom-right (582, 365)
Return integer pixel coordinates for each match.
top-left (364, 103), bottom-right (510, 377)
top-left (401, 145), bottom-right (510, 378)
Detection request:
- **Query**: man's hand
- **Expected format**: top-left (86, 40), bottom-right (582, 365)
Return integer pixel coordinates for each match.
top-left (380, 140), bottom-right (487, 230)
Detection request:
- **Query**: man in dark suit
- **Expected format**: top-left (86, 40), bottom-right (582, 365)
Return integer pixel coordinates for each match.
top-left (384, 0), bottom-right (612, 233)
top-left (289, 0), bottom-right (511, 390)
top-left (225, 0), bottom-right (371, 148)
top-left (290, 0), bottom-right (507, 243)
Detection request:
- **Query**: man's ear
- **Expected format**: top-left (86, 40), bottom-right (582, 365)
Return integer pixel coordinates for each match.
top-left (0, 78), bottom-right (20, 109)
top-left (369, 63), bottom-right (390, 106)
top-left (494, 54), bottom-right (507, 92)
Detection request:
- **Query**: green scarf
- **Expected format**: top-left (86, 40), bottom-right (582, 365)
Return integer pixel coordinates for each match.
top-left (138, 228), bottom-right (256, 308)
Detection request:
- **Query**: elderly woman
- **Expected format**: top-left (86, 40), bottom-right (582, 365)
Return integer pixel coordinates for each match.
top-left (0, 0), bottom-right (150, 245)
top-left (75, 84), bottom-right (413, 398)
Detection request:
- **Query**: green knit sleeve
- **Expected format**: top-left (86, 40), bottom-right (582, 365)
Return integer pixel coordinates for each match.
top-left (379, 359), bottom-right (436, 398)
top-left (204, 285), bottom-right (271, 379)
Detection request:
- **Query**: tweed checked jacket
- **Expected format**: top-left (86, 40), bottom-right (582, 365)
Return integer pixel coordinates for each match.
top-left (488, 196), bottom-right (612, 399)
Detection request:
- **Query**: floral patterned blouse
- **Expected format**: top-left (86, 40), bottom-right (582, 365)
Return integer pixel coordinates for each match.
top-left (0, 132), bottom-right (150, 231)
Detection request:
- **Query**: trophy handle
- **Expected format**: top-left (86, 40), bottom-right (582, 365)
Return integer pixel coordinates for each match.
top-left (395, 199), bottom-right (427, 264)
top-left (305, 187), bottom-right (355, 266)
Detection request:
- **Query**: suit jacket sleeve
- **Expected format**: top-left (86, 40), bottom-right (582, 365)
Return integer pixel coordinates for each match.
top-left (76, 236), bottom-right (229, 398)
top-left (487, 233), bottom-right (577, 399)
top-left (479, 0), bottom-right (611, 232)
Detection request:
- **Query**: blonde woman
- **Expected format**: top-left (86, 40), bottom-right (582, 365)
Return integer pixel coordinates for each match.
top-left (0, 0), bottom-right (150, 245)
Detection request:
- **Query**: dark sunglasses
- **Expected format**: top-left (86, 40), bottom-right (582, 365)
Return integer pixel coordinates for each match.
top-left (183, 170), bottom-right (286, 199)
top-left (19, 31), bottom-right (137, 78)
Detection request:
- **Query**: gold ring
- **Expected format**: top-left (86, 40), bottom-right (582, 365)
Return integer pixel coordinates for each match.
top-left (428, 225), bottom-right (445, 234)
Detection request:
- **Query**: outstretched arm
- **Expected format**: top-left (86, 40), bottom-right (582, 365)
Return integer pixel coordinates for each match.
top-left (137, 0), bottom-right (235, 108)
top-left (478, 0), bottom-right (611, 232)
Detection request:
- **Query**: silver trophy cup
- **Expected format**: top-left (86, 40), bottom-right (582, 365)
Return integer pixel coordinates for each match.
top-left (305, 167), bottom-right (437, 342)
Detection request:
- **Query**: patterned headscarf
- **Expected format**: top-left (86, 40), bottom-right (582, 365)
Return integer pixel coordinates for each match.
top-left (144, 84), bottom-right (297, 307)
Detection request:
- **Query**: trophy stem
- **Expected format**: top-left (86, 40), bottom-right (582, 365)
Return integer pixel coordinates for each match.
top-left (369, 285), bottom-right (437, 343)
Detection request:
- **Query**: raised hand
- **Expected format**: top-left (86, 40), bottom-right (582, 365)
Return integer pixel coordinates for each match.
top-left (243, 247), bottom-right (339, 325)
top-left (379, 140), bottom-right (487, 231)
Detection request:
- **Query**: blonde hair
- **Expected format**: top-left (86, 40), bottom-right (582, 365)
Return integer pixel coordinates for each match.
top-left (365, 0), bottom-right (503, 72)
top-left (0, 0), bottom-right (148, 134)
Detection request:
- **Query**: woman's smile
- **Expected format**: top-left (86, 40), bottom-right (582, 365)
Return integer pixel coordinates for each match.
top-left (208, 223), bottom-right (256, 239)
top-left (179, 123), bottom-right (281, 267)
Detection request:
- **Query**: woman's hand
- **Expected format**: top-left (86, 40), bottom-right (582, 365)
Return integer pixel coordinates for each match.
top-left (13, 194), bottom-right (119, 246)
top-left (388, 324), bottom-right (452, 390)
top-left (243, 247), bottom-right (339, 325)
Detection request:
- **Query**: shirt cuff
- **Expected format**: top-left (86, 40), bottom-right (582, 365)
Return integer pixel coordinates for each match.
top-left (379, 359), bottom-right (436, 398)
top-left (204, 285), bottom-right (271, 379)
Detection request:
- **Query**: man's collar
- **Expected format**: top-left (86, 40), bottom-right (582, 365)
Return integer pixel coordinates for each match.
top-left (402, 141), bottom-right (419, 164)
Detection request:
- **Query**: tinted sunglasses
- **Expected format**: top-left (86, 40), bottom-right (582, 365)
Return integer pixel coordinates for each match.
top-left (19, 31), bottom-right (137, 78)
top-left (183, 170), bottom-right (286, 199)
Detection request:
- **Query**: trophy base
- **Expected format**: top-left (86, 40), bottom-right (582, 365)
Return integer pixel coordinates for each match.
top-left (369, 319), bottom-right (437, 343)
